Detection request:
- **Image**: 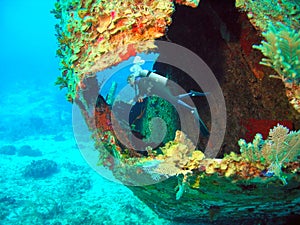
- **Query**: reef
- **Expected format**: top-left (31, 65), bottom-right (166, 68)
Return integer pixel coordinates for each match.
top-left (0, 145), bottom-right (17, 155)
top-left (17, 145), bottom-right (43, 157)
top-left (23, 159), bottom-right (59, 179)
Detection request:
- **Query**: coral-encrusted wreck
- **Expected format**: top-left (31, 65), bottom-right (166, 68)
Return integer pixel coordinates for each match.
top-left (53, 0), bottom-right (300, 224)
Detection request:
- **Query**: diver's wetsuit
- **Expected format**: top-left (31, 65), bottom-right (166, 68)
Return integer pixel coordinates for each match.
top-left (133, 70), bottom-right (210, 137)
top-left (134, 70), bottom-right (174, 103)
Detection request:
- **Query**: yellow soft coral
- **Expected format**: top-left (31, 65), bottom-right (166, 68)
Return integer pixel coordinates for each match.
top-left (155, 131), bottom-right (205, 177)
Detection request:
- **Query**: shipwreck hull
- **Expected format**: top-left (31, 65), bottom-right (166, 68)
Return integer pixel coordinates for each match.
top-left (54, 0), bottom-right (300, 223)
top-left (72, 81), bottom-right (299, 223)
top-left (128, 174), bottom-right (300, 224)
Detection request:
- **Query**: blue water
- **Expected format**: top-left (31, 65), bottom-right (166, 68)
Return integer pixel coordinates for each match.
top-left (99, 53), bottom-right (158, 103)
top-left (0, 1), bottom-right (185, 224)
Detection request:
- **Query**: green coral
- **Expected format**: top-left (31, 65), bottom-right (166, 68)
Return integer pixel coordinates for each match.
top-left (51, 0), bottom-right (92, 101)
top-left (135, 96), bottom-right (179, 145)
top-left (253, 22), bottom-right (300, 83)
top-left (239, 124), bottom-right (300, 184)
top-left (236, 0), bottom-right (300, 31)
top-left (238, 133), bottom-right (265, 163)
top-left (54, 77), bottom-right (68, 90)
top-left (236, 0), bottom-right (300, 112)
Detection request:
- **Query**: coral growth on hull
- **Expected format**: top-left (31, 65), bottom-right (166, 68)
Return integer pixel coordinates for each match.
top-left (53, 0), bottom-right (300, 223)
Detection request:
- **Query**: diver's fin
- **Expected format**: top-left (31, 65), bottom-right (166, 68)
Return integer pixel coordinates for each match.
top-left (199, 118), bottom-right (210, 137)
top-left (177, 91), bottom-right (209, 99)
top-left (193, 110), bottom-right (210, 137)
top-left (177, 100), bottom-right (210, 137)
top-left (189, 90), bottom-right (210, 97)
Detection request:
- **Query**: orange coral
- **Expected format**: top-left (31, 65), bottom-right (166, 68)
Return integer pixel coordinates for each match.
top-left (175, 0), bottom-right (200, 8)
top-left (54, 0), bottom-right (178, 101)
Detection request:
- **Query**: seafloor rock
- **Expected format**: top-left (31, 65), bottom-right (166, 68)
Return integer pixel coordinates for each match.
top-left (17, 145), bottom-right (43, 157)
top-left (0, 145), bottom-right (17, 155)
top-left (23, 159), bottom-right (59, 179)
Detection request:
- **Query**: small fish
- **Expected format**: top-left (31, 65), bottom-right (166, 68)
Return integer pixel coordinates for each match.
top-left (261, 169), bottom-right (274, 177)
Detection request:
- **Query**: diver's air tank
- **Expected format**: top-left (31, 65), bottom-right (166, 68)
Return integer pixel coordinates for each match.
top-left (139, 70), bottom-right (168, 86)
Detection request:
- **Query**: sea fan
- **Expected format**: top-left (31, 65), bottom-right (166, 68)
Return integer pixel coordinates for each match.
top-left (239, 124), bottom-right (299, 184)
top-left (253, 22), bottom-right (300, 82)
top-left (261, 124), bottom-right (299, 165)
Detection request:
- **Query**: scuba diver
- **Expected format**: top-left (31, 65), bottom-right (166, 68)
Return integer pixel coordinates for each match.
top-left (127, 57), bottom-right (210, 137)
